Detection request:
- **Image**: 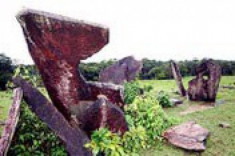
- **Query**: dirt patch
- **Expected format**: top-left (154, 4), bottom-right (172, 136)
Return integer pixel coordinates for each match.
top-left (180, 104), bottom-right (214, 115)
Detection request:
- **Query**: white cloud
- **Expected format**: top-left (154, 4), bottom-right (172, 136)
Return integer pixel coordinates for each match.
top-left (1, 0), bottom-right (235, 64)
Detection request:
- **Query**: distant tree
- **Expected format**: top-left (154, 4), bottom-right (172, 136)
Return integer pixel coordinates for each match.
top-left (0, 53), bottom-right (14, 90)
top-left (79, 59), bottom-right (115, 81)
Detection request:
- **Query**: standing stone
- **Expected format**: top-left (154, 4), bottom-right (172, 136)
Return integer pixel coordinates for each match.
top-left (16, 9), bottom-right (127, 156)
top-left (99, 56), bottom-right (142, 85)
top-left (170, 61), bottom-right (186, 96)
top-left (16, 9), bottom-right (124, 120)
top-left (188, 59), bottom-right (221, 102)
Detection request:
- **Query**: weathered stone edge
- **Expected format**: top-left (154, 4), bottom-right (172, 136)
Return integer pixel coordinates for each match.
top-left (0, 88), bottom-right (23, 156)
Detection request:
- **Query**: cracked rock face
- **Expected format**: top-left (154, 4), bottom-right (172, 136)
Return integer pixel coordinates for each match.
top-left (188, 60), bottom-right (221, 102)
top-left (17, 9), bottom-right (125, 121)
top-left (78, 95), bottom-right (128, 136)
top-left (163, 121), bottom-right (210, 151)
top-left (99, 56), bottom-right (142, 85)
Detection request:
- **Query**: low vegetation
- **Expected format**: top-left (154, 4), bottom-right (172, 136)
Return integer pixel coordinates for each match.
top-left (86, 84), bottom-right (177, 156)
top-left (0, 91), bottom-right (12, 133)
top-left (8, 102), bottom-right (66, 156)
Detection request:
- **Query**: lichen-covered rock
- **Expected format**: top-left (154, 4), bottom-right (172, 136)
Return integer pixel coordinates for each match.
top-left (188, 59), bottom-right (221, 102)
top-left (78, 95), bottom-right (128, 136)
top-left (99, 56), bottom-right (142, 85)
top-left (16, 9), bottom-right (125, 156)
top-left (17, 9), bottom-right (124, 120)
top-left (163, 121), bottom-right (209, 151)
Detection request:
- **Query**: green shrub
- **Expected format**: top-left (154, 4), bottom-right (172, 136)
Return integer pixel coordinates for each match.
top-left (8, 102), bottom-right (67, 156)
top-left (122, 126), bottom-right (147, 155)
top-left (86, 94), bottom-right (177, 156)
top-left (85, 127), bottom-right (147, 156)
top-left (85, 128), bottom-right (125, 156)
top-left (157, 91), bottom-right (173, 108)
top-left (124, 81), bottom-right (142, 104)
top-left (125, 95), bottom-right (176, 143)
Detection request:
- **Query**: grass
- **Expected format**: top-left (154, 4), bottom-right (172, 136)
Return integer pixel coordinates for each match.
top-left (139, 76), bottom-right (235, 156)
top-left (0, 91), bottom-right (12, 133)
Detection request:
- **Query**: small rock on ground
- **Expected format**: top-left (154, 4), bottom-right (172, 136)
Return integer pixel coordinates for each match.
top-left (170, 98), bottom-right (183, 105)
top-left (219, 122), bottom-right (231, 128)
top-left (163, 121), bottom-right (210, 151)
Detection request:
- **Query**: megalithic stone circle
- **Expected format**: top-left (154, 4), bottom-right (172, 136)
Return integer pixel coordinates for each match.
top-left (170, 61), bottom-right (186, 96)
top-left (17, 9), bottom-right (125, 120)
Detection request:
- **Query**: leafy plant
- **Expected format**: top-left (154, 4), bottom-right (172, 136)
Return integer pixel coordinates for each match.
top-left (157, 91), bottom-right (173, 107)
top-left (122, 126), bottom-right (147, 155)
top-left (125, 95), bottom-right (176, 144)
top-left (124, 81), bottom-right (142, 104)
top-left (85, 128), bottom-right (125, 156)
top-left (7, 65), bottom-right (43, 89)
top-left (85, 127), bottom-right (147, 156)
top-left (8, 102), bottom-right (67, 156)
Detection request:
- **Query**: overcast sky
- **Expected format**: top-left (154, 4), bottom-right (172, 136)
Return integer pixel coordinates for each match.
top-left (1, 0), bottom-right (235, 64)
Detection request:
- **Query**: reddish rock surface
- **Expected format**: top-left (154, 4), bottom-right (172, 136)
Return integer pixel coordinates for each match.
top-left (78, 95), bottom-right (128, 136)
top-left (13, 77), bottom-right (92, 156)
top-left (99, 56), bottom-right (142, 85)
top-left (17, 9), bottom-right (124, 120)
top-left (188, 60), bottom-right (221, 102)
top-left (0, 88), bottom-right (23, 156)
top-left (16, 9), bottom-right (127, 155)
top-left (78, 73), bottom-right (125, 109)
top-left (170, 61), bottom-right (186, 96)
top-left (163, 121), bottom-right (210, 151)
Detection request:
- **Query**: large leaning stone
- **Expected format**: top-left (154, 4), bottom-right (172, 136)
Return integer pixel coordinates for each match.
top-left (170, 61), bottom-right (186, 96)
top-left (17, 9), bottom-right (124, 120)
top-left (188, 59), bottom-right (221, 102)
top-left (163, 121), bottom-right (209, 151)
top-left (99, 56), bottom-right (142, 85)
top-left (13, 77), bottom-right (92, 156)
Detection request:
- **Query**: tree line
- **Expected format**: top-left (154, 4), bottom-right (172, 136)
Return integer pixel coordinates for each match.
top-left (1, 53), bottom-right (235, 90)
top-left (80, 58), bottom-right (235, 80)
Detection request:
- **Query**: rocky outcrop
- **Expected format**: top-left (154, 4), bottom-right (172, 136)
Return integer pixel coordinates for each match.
top-left (13, 77), bottom-right (92, 156)
top-left (99, 56), bottom-right (142, 85)
top-left (0, 88), bottom-right (23, 156)
top-left (170, 61), bottom-right (186, 96)
top-left (163, 121), bottom-right (210, 151)
top-left (188, 60), bottom-right (221, 102)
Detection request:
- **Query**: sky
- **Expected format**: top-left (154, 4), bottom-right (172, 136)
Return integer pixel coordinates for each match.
top-left (1, 0), bottom-right (235, 64)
